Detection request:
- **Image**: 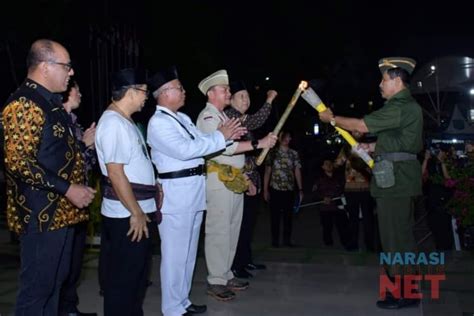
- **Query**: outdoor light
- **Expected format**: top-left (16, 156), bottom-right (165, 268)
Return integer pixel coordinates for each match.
top-left (470, 109), bottom-right (474, 122)
top-left (470, 89), bottom-right (474, 95)
top-left (265, 77), bottom-right (270, 81)
top-left (431, 65), bottom-right (436, 71)
top-left (452, 139), bottom-right (458, 143)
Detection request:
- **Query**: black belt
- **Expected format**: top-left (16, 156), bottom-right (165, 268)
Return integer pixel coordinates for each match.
top-left (158, 165), bottom-right (206, 179)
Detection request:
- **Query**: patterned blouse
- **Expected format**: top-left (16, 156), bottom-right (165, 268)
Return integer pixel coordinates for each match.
top-left (69, 112), bottom-right (97, 183)
top-left (224, 102), bottom-right (272, 190)
top-left (265, 147), bottom-right (302, 191)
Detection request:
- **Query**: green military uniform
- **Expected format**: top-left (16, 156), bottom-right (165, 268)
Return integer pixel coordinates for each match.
top-left (364, 58), bottom-right (423, 276)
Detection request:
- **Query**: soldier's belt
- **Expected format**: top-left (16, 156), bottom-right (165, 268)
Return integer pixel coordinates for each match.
top-left (207, 160), bottom-right (248, 193)
top-left (375, 152), bottom-right (417, 162)
top-left (158, 165), bottom-right (206, 179)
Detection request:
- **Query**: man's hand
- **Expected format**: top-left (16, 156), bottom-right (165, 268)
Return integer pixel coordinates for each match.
top-left (266, 90), bottom-right (278, 104)
top-left (127, 211), bottom-right (151, 242)
top-left (82, 122), bottom-right (96, 148)
top-left (65, 183), bottom-right (96, 208)
top-left (323, 197), bottom-right (331, 205)
top-left (263, 189), bottom-right (270, 202)
top-left (358, 142), bottom-right (376, 153)
top-left (259, 133), bottom-right (277, 149)
top-left (246, 180), bottom-right (257, 196)
top-left (318, 108), bottom-right (334, 123)
top-left (157, 183), bottom-right (164, 210)
top-left (217, 118), bottom-right (247, 140)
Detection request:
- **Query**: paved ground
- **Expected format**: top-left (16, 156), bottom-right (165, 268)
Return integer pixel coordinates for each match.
top-left (1, 201), bottom-right (473, 316)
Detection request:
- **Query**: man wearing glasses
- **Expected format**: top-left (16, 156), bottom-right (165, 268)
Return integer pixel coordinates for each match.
top-left (95, 68), bottom-right (159, 316)
top-left (147, 66), bottom-right (245, 316)
top-left (1, 39), bottom-right (96, 315)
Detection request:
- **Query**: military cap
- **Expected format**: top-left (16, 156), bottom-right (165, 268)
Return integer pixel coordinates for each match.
top-left (378, 57), bottom-right (416, 75)
top-left (148, 66), bottom-right (179, 93)
top-left (230, 80), bottom-right (247, 95)
top-left (198, 69), bottom-right (229, 95)
top-left (111, 68), bottom-right (147, 91)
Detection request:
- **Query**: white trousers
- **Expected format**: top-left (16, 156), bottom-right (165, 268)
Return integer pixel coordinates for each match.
top-left (159, 211), bottom-right (203, 316)
top-left (205, 180), bottom-right (244, 285)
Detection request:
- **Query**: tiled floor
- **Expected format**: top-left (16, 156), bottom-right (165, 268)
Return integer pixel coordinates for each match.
top-left (1, 203), bottom-right (473, 316)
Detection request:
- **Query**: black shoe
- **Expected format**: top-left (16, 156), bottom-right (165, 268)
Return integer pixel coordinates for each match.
top-left (232, 268), bottom-right (253, 278)
top-left (99, 289), bottom-right (104, 296)
top-left (186, 303), bottom-right (207, 314)
top-left (146, 280), bottom-right (153, 287)
top-left (246, 262), bottom-right (267, 270)
top-left (62, 312), bottom-right (98, 316)
top-left (376, 296), bottom-right (420, 309)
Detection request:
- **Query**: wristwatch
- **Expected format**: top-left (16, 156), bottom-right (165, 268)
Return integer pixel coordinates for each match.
top-left (251, 139), bottom-right (259, 150)
top-left (330, 117), bottom-right (336, 127)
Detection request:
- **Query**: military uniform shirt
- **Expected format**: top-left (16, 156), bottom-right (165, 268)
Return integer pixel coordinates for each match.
top-left (363, 89), bottom-right (423, 198)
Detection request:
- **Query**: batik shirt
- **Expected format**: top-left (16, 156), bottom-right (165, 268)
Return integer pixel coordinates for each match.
top-left (224, 102), bottom-right (271, 191)
top-left (2, 79), bottom-right (87, 233)
top-left (265, 147), bottom-right (302, 191)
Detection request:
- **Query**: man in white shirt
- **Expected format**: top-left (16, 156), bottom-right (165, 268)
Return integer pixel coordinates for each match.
top-left (95, 68), bottom-right (159, 316)
top-left (147, 66), bottom-right (245, 316)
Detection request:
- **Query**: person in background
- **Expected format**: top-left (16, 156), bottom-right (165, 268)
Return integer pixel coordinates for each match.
top-left (342, 146), bottom-right (375, 252)
top-left (312, 153), bottom-right (350, 248)
top-left (422, 146), bottom-right (454, 250)
top-left (59, 80), bottom-right (98, 316)
top-left (225, 80), bottom-right (277, 278)
top-left (263, 131), bottom-right (303, 248)
top-left (1, 39), bottom-right (95, 315)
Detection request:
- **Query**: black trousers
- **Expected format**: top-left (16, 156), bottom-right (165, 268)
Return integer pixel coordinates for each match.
top-left (319, 209), bottom-right (350, 247)
top-left (232, 194), bottom-right (258, 270)
top-left (345, 191), bottom-right (375, 251)
top-left (15, 223), bottom-right (73, 316)
top-left (100, 214), bottom-right (157, 316)
top-left (269, 188), bottom-right (295, 246)
top-left (60, 222), bottom-right (88, 313)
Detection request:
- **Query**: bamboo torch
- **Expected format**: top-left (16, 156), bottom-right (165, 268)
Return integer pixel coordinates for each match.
top-left (301, 86), bottom-right (374, 168)
top-left (256, 81), bottom-right (307, 166)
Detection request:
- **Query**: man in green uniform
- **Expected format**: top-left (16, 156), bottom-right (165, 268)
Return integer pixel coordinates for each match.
top-left (319, 57), bottom-right (423, 309)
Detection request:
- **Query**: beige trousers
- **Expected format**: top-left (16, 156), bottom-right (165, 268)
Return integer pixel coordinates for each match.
top-left (205, 172), bottom-right (244, 285)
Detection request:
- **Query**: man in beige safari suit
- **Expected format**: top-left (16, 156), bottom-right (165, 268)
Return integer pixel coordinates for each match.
top-left (196, 70), bottom-right (277, 301)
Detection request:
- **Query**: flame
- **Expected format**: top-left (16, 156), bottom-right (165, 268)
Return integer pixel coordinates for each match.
top-left (299, 81), bottom-right (308, 90)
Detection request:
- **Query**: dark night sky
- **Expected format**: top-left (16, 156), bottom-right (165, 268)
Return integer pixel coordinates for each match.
top-left (1, 0), bottom-right (473, 128)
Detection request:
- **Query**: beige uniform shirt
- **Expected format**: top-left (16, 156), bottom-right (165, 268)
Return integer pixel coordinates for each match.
top-left (196, 103), bottom-right (245, 169)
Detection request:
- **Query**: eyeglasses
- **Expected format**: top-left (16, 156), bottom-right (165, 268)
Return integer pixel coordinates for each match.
top-left (161, 86), bottom-right (185, 93)
top-left (133, 87), bottom-right (149, 94)
top-left (46, 61), bottom-right (73, 72)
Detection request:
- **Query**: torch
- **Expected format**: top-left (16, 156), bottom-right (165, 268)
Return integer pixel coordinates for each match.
top-left (256, 81), bottom-right (307, 166)
top-left (301, 86), bottom-right (374, 168)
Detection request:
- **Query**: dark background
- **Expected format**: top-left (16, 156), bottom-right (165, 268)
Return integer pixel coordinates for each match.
top-left (0, 0), bottom-right (473, 157)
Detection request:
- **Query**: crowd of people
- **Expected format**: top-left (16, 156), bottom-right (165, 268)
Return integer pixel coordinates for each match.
top-left (1, 38), bottom-right (469, 316)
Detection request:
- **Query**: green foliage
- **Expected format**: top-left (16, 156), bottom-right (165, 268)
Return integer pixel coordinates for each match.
top-left (446, 160), bottom-right (474, 228)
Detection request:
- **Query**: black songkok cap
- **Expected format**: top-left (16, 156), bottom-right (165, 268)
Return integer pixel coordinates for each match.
top-left (111, 68), bottom-right (147, 91)
top-left (230, 80), bottom-right (247, 95)
top-left (148, 66), bottom-right (179, 93)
